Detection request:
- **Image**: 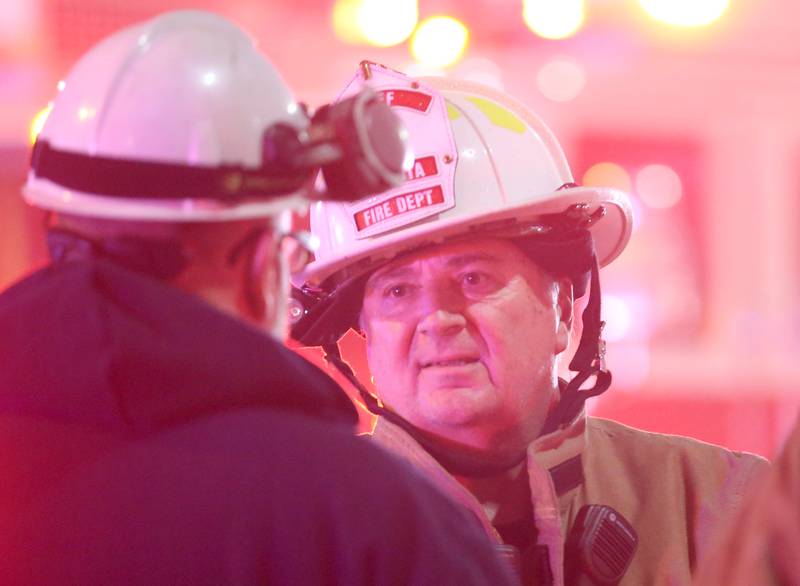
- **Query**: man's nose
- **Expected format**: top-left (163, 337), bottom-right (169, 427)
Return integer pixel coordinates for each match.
top-left (415, 285), bottom-right (467, 336)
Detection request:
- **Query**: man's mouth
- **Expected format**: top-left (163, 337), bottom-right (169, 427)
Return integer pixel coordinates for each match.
top-left (420, 357), bottom-right (480, 369)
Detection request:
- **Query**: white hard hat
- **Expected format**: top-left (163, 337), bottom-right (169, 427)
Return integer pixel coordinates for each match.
top-left (298, 64), bottom-right (633, 288)
top-left (25, 10), bottom-right (309, 221)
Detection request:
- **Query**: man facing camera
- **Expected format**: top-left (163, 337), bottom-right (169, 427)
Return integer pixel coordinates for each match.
top-left (291, 63), bottom-right (769, 585)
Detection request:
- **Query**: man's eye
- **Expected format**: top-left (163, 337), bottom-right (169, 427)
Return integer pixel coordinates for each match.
top-left (384, 284), bottom-right (409, 298)
top-left (461, 271), bottom-right (485, 286)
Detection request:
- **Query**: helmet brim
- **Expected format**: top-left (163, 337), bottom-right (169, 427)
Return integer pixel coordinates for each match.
top-left (24, 177), bottom-right (308, 222)
top-left (296, 185), bottom-right (632, 288)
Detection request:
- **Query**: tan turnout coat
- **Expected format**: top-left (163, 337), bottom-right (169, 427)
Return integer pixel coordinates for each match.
top-left (370, 414), bottom-right (769, 585)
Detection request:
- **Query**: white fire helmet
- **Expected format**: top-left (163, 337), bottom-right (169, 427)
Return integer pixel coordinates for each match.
top-left (297, 63), bottom-right (633, 289)
top-left (26, 11), bottom-right (401, 222)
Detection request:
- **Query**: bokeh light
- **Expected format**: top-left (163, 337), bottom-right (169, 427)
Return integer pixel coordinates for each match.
top-left (639, 0), bottom-right (729, 27)
top-left (582, 161), bottom-right (632, 192)
top-left (29, 103), bottom-right (52, 144)
top-left (636, 164), bottom-right (683, 209)
top-left (536, 57), bottom-right (586, 102)
top-left (607, 343), bottom-right (651, 391)
top-left (333, 0), bottom-right (418, 47)
top-left (523, 0), bottom-right (585, 40)
top-left (603, 294), bottom-right (633, 342)
top-left (410, 16), bottom-right (469, 69)
top-left (402, 61), bottom-right (445, 78)
top-left (77, 106), bottom-right (96, 121)
top-left (456, 57), bottom-right (505, 90)
top-left (332, 0), bottom-right (364, 44)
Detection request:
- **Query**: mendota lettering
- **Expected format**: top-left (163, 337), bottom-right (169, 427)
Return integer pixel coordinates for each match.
top-left (380, 89), bottom-right (432, 112)
top-left (355, 185), bottom-right (445, 230)
top-left (405, 156), bottom-right (438, 181)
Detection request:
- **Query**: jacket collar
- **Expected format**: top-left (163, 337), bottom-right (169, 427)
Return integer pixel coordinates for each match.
top-left (369, 408), bottom-right (588, 520)
top-left (0, 260), bottom-right (357, 432)
top-left (369, 412), bottom-right (588, 586)
top-left (370, 409), bottom-right (588, 495)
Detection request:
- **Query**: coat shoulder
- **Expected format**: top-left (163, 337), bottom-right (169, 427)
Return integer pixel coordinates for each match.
top-left (585, 416), bottom-right (769, 498)
top-left (588, 416), bottom-right (768, 464)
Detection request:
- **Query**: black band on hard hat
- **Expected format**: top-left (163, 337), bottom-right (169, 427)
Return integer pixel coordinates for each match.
top-left (31, 140), bottom-right (311, 202)
top-left (31, 89), bottom-right (409, 206)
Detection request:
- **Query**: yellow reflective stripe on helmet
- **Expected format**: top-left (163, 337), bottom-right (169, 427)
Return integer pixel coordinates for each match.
top-left (466, 96), bottom-right (526, 134)
top-left (446, 102), bottom-right (461, 121)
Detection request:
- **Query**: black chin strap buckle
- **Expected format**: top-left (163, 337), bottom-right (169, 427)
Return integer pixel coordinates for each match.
top-left (594, 323), bottom-right (608, 373)
top-left (542, 366), bottom-right (611, 438)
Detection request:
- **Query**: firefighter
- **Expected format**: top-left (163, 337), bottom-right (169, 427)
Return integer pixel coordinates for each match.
top-left (291, 63), bottom-right (769, 585)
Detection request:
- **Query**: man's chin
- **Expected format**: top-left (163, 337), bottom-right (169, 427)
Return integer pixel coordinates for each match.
top-left (416, 385), bottom-right (499, 428)
top-left (410, 409), bottom-right (530, 467)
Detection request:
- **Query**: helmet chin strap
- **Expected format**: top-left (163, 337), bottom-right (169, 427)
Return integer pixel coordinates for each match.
top-left (540, 254), bottom-right (610, 436)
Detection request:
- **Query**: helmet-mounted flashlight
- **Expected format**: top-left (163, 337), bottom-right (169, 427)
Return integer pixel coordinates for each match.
top-left (264, 88), bottom-right (411, 202)
top-left (317, 88), bottom-right (411, 200)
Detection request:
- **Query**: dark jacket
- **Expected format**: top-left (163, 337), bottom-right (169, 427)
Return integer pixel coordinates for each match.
top-left (0, 260), bottom-right (516, 585)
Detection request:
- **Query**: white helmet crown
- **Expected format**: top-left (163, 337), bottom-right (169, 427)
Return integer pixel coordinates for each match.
top-left (26, 10), bottom-right (309, 221)
top-left (299, 64), bottom-right (633, 288)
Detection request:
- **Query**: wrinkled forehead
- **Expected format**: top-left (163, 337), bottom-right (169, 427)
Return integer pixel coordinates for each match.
top-left (366, 236), bottom-right (539, 285)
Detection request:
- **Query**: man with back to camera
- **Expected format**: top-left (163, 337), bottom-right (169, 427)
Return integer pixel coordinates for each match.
top-left (290, 63), bottom-right (770, 585)
top-left (0, 13), bottom-right (519, 585)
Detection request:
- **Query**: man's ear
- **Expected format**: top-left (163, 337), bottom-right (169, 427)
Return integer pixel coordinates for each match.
top-left (237, 229), bottom-right (285, 337)
top-left (356, 310), bottom-right (366, 339)
top-left (555, 278), bottom-right (574, 354)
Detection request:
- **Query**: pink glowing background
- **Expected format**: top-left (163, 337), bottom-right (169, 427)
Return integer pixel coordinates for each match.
top-left (2, 0), bottom-right (798, 458)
